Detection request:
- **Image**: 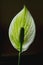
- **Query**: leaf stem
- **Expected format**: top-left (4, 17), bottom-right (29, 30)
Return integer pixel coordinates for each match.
top-left (18, 42), bottom-right (22, 65)
top-left (18, 52), bottom-right (21, 65)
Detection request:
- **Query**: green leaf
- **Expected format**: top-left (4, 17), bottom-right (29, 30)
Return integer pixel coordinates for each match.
top-left (8, 6), bottom-right (36, 52)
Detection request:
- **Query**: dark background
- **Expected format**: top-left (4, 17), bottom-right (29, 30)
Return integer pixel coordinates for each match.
top-left (0, 0), bottom-right (43, 64)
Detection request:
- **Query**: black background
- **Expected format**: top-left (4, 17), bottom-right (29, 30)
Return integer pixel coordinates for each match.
top-left (0, 0), bottom-right (43, 64)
